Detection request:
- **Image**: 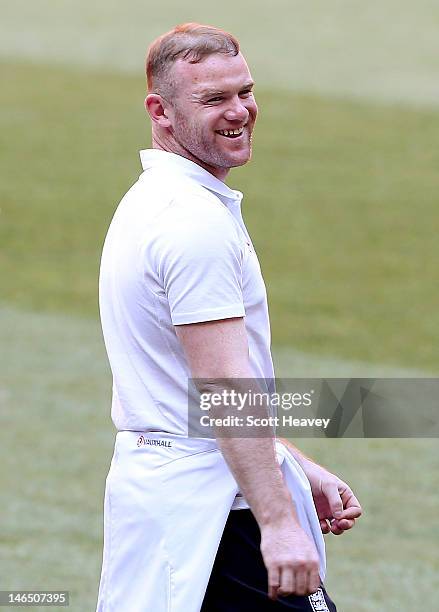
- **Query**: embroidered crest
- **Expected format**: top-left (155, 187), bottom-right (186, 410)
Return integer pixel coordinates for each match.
top-left (309, 588), bottom-right (330, 612)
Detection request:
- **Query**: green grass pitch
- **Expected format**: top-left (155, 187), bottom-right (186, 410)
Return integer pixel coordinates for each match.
top-left (1, 2), bottom-right (439, 609)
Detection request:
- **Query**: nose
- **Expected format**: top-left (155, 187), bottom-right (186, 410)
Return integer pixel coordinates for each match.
top-left (223, 96), bottom-right (249, 123)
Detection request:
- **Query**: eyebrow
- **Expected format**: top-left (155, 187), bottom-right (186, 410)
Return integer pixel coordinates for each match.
top-left (194, 81), bottom-right (255, 99)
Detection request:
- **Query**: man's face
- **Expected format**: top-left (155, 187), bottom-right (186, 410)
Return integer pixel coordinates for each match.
top-left (165, 52), bottom-right (258, 179)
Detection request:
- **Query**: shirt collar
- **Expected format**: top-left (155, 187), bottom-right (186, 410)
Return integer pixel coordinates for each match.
top-left (139, 149), bottom-right (243, 204)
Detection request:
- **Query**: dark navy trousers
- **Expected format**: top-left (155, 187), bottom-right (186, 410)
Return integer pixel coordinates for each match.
top-left (201, 509), bottom-right (337, 612)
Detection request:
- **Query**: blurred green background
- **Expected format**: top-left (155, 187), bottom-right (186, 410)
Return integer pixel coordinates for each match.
top-left (1, 1), bottom-right (438, 610)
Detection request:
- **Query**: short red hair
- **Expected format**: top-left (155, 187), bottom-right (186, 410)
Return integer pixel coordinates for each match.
top-left (146, 23), bottom-right (240, 98)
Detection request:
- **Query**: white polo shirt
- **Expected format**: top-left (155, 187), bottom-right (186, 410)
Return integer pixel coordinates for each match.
top-left (96, 152), bottom-right (327, 606)
top-left (99, 149), bottom-right (274, 434)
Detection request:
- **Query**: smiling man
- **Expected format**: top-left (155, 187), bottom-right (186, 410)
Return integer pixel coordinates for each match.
top-left (96, 23), bottom-right (361, 612)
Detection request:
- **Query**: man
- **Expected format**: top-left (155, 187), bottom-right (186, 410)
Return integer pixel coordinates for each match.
top-left (96, 23), bottom-right (361, 612)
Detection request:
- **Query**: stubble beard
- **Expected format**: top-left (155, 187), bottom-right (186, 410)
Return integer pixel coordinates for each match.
top-left (172, 112), bottom-right (252, 172)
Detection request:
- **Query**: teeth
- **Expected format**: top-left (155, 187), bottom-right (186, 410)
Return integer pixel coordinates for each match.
top-left (218, 127), bottom-right (244, 136)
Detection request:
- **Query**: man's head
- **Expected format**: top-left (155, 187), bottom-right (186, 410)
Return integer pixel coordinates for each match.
top-left (145, 23), bottom-right (258, 181)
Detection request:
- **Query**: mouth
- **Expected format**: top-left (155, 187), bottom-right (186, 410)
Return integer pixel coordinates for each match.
top-left (215, 125), bottom-right (246, 139)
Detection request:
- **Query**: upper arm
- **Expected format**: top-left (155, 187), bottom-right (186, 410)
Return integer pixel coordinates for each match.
top-left (175, 317), bottom-right (253, 380)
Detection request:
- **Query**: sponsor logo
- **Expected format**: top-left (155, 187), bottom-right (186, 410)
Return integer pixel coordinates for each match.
top-left (136, 435), bottom-right (172, 448)
top-left (309, 588), bottom-right (330, 612)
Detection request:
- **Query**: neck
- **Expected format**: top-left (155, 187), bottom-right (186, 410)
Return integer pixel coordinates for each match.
top-left (151, 133), bottom-right (229, 182)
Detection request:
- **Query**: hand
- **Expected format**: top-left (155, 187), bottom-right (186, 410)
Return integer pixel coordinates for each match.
top-left (299, 459), bottom-right (362, 535)
top-left (260, 519), bottom-right (320, 600)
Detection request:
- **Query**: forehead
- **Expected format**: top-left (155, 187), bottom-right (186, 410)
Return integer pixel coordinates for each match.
top-left (171, 52), bottom-right (253, 96)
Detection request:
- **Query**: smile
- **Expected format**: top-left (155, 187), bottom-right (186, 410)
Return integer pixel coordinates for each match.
top-left (216, 127), bottom-right (244, 138)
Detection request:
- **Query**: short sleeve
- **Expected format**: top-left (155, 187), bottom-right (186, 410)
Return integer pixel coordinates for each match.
top-left (148, 195), bottom-right (246, 325)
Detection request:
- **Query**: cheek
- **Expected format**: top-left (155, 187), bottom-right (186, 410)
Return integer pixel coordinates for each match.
top-left (249, 101), bottom-right (258, 120)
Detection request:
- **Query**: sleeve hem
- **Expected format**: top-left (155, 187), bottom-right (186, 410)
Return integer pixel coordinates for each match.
top-left (171, 304), bottom-right (245, 326)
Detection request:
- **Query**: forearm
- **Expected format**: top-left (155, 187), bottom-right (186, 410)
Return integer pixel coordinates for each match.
top-left (218, 436), bottom-right (298, 526)
top-left (206, 380), bottom-right (300, 528)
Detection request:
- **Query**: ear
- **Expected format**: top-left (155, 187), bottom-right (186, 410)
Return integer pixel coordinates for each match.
top-left (145, 94), bottom-right (172, 128)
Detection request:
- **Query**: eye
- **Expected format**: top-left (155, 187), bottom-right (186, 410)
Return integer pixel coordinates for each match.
top-left (239, 90), bottom-right (253, 98)
top-left (206, 96), bottom-right (223, 104)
